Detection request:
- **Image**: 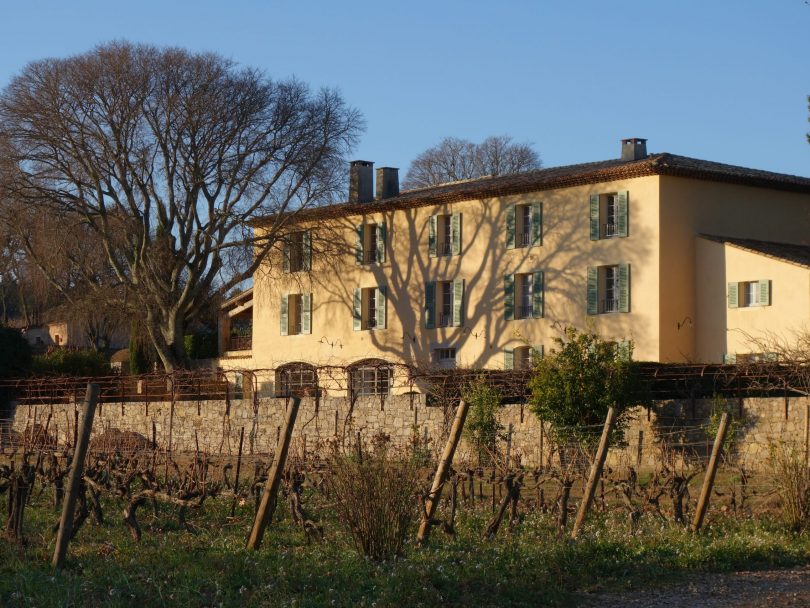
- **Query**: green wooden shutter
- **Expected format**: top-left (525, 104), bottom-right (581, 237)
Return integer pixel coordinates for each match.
top-left (302, 231), bottom-right (312, 271)
top-left (727, 282), bottom-right (739, 309)
top-left (376, 223), bottom-right (386, 264)
top-left (376, 286), bottom-right (386, 329)
top-left (587, 267), bottom-right (598, 315)
top-left (452, 278), bottom-right (464, 327)
top-left (506, 204), bottom-right (516, 249)
top-left (531, 202), bottom-right (543, 246)
top-left (616, 191), bottom-right (628, 237)
top-left (618, 263), bottom-right (630, 313)
top-left (532, 271), bottom-right (544, 318)
top-left (504, 347), bottom-right (514, 370)
top-left (504, 274), bottom-right (515, 321)
top-left (428, 215), bottom-right (437, 257)
top-left (589, 194), bottom-right (600, 240)
top-left (758, 279), bottom-right (770, 306)
top-left (425, 282), bottom-right (436, 329)
top-left (532, 344), bottom-right (544, 362)
top-left (282, 239), bottom-right (290, 273)
top-left (451, 213), bottom-right (461, 256)
top-left (723, 353), bottom-right (737, 365)
top-left (352, 288), bottom-right (362, 331)
top-left (355, 224), bottom-right (364, 265)
top-left (617, 340), bottom-right (631, 362)
top-left (280, 294), bottom-right (289, 336)
top-left (301, 293), bottom-right (312, 334)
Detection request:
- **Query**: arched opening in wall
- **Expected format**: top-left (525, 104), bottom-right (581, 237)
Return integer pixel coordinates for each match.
top-left (275, 362), bottom-right (318, 397)
top-left (348, 358), bottom-right (393, 400)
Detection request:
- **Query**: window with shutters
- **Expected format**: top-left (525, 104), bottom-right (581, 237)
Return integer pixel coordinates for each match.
top-left (729, 280), bottom-right (771, 308)
top-left (504, 271), bottom-right (544, 320)
top-left (428, 213), bottom-right (462, 257)
top-left (506, 202), bottom-right (543, 249)
top-left (356, 223), bottom-right (386, 265)
top-left (586, 264), bottom-right (630, 314)
top-left (283, 230), bottom-right (311, 273)
top-left (280, 293), bottom-right (312, 335)
top-left (353, 286), bottom-right (387, 331)
top-left (349, 359), bottom-right (392, 397)
top-left (425, 278), bottom-right (464, 328)
top-left (504, 345), bottom-right (543, 370)
top-left (589, 191), bottom-right (628, 240)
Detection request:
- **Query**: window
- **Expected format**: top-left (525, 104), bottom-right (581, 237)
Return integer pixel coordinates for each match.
top-left (229, 317), bottom-right (253, 350)
top-left (428, 213), bottom-right (461, 257)
top-left (353, 286), bottom-right (387, 331)
top-left (280, 293), bottom-right (311, 335)
top-left (728, 280), bottom-right (770, 309)
top-left (355, 223), bottom-right (386, 265)
top-left (587, 264), bottom-right (630, 314)
top-left (350, 359), bottom-right (392, 397)
top-left (434, 347), bottom-right (457, 368)
top-left (506, 202), bottom-right (543, 249)
top-left (504, 345), bottom-right (543, 370)
top-left (283, 231), bottom-right (311, 273)
top-left (424, 278), bottom-right (465, 328)
top-left (589, 191), bottom-right (628, 240)
top-left (504, 271), bottom-right (544, 320)
top-left (276, 362), bottom-right (318, 397)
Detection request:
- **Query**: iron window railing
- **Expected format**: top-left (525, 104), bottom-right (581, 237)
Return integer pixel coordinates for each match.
top-left (601, 298), bottom-right (620, 313)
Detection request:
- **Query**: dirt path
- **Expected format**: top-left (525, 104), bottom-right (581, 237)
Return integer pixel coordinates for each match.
top-left (581, 566), bottom-right (810, 607)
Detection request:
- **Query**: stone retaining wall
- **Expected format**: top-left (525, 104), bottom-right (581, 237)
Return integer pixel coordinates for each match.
top-left (8, 394), bottom-right (809, 470)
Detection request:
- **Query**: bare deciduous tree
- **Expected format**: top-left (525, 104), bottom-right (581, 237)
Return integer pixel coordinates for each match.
top-left (403, 135), bottom-right (541, 189)
top-left (0, 42), bottom-right (363, 370)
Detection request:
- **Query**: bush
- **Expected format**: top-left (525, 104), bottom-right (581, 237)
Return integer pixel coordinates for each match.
top-left (32, 349), bottom-right (112, 377)
top-left (325, 435), bottom-right (421, 560)
top-left (529, 327), bottom-right (648, 448)
top-left (184, 331), bottom-right (218, 360)
top-left (462, 375), bottom-right (504, 465)
top-left (769, 441), bottom-right (810, 530)
top-left (0, 327), bottom-right (31, 418)
top-left (0, 327), bottom-right (32, 378)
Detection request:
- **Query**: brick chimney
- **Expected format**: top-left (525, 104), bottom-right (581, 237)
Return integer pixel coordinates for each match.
top-left (376, 167), bottom-right (399, 200)
top-left (349, 160), bottom-right (374, 203)
top-left (621, 138), bottom-right (648, 161)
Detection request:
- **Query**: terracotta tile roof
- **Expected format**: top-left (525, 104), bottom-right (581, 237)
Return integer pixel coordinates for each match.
top-left (255, 153), bottom-right (810, 226)
top-left (699, 235), bottom-right (810, 268)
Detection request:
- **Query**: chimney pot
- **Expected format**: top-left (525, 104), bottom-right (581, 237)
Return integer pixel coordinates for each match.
top-left (349, 160), bottom-right (374, 203)
top-left (621, 138), bottom-right (648, 161)
top-left (376, 167), bottom-right (399, 200)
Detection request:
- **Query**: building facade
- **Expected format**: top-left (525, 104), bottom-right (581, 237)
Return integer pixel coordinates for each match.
top-left (219, 138), bottom-right (810, 394)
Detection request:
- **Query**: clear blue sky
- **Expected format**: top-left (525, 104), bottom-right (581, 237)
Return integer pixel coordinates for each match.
top-left (2, 1), bottom-right (809, 177)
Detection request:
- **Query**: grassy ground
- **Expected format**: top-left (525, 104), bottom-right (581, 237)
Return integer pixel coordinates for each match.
top-left (2, 493), bottom-right (809, 608)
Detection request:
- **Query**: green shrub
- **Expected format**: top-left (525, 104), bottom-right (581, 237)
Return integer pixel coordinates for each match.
top-left (0, 327), bottom-right (32, 378)
top-left (32, 349), bottom-right (112, 377)
top-left (529, 327), bottom-right (649, 448)
top-left (462, 375), bottom-right (504, 465)
top-left (0, 327), bottom-right (31, 418)
top-left (184, 331), bottom-right (218, 360)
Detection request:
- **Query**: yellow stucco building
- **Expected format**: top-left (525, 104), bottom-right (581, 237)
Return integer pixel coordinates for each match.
top-left (217, 138), bottom-right (810, 396)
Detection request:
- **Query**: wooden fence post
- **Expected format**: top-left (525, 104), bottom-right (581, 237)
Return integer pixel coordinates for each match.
top-left (571, 406), bottom-right (617, 539)
top-left (230, 426), bottom-right (245, 518)
top-left (52, 383), bottom-right (99, 569)
top-left (246, 396), bottom-right (301, 550)
top-left (416, 400), bottom-right (469, 546)
top-left (804, 402), bottom-right (809, 469)
top-left (691, 412), bottom-right (730, 533)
